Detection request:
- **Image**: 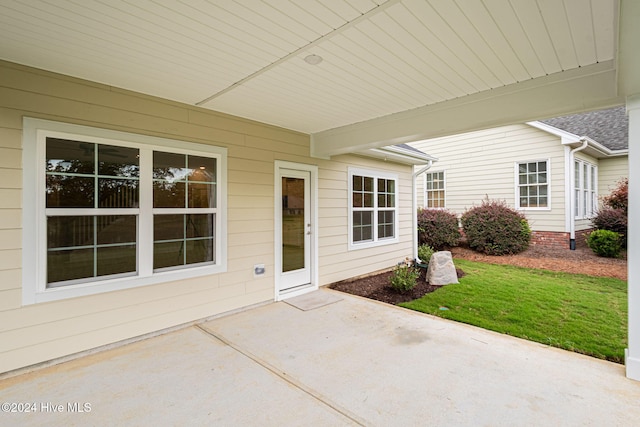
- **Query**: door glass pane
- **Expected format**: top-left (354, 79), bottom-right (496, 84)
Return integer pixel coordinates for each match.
top-left (282, 177), bottom-right (305, 272)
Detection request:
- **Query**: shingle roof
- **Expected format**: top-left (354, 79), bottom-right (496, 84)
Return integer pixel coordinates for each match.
top-left (540, 106), bottom-right (628, 150)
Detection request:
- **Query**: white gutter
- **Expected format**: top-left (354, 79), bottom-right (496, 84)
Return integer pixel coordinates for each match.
top-left (363, 146), bottom-right (437, 165)
top-left (568, 138), bottom-right (589, 250)
top-left (413, 161), bottom-right (434, 262)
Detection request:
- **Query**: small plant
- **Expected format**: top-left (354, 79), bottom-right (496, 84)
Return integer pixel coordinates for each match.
top-left (417, 244), bottom-right (435, 264)
top-left (390, 262), bottom-right (420, 293)
top-left (587, 229), bottom-right (622, 258)
top-left (417, 208), bottom-right (461, 250)
top-left (461, 198), bottom-right (531, 256)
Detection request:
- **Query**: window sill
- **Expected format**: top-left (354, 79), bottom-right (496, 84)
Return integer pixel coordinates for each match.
top-left (24, 263), bottom-right (226, 305)
top-left (348, 237), bottom-right (399, 251)
top-left (517, 207), bottom-right (552, 211)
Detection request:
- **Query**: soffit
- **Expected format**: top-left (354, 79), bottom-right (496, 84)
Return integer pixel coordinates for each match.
top-left (0, 0), bottom-right (618, 136)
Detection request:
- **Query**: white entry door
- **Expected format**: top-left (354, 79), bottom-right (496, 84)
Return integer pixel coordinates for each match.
top-left (278, 168), bottom-right (311, 292)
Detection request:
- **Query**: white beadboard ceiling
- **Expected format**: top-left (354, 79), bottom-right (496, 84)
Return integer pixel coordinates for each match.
top-left (0, 0), bottom-right (619, 136)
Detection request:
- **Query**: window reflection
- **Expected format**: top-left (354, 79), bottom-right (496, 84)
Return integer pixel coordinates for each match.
top-left (46, 138), bottom-right (139, 209)
top-left (153, 151), bottom-right (216, 209)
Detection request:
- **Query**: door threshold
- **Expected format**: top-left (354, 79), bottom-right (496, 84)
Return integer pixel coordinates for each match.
top-left (277, 283), bottom-right (316, 301)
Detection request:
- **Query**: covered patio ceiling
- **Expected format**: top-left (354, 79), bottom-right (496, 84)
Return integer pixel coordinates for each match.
top-left (0, 0), bottom-right (637, 157)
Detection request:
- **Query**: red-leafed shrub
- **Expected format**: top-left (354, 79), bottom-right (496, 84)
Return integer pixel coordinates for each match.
top-left (602, 178), bottom-right (628, 213)
top-left (461, 199), bottom-right (531, 256)
top-left (417, 208), bottom-right (461, 250)
top-left (592, 178), bottom-right (628, 248)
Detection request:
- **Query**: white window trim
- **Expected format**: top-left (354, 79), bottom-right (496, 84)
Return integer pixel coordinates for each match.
top-left (348, 167), bottom-right (399, 250)
top-left (514, 159), bottom-right (552, 211)
top-left (424, 170), bottom-right (446, 209)
top-left (574, 158), bottom-right (598, 220)
top-left (22, 118), bottom-right (227, 305)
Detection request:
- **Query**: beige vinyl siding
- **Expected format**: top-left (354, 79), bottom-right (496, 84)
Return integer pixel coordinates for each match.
top-left (317, 155), bottom-right (414, 286)
top-left (0, 61), bottom-right (291, 372)
top-left (0, 60), bottom-right (416, 374)
top-left (413, 124), bottom-right (566, 232)
top-left (598, 156), bottom-right (628, 201)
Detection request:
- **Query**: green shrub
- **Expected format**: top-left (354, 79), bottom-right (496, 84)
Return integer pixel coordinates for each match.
top-left (592, 179), bottom-right (628, 248)
top-left (390, 263), bottom-right (420, 293)
top-left (461, 199), bottom-right (531, 256)
top-left (417, 244), bottom-right (435, 264)
top-left (417, 208), bottom-right (460, 250)
top-left (587, 229), bottom-right (622, 258)
top-left (592, 208), bottom-right (627, 248)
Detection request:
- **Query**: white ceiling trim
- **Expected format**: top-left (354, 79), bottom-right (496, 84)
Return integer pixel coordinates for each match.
top-left (311, 61), bottom-right (622, 158)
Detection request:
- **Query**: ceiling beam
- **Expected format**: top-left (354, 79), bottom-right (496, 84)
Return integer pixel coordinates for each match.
top-left (311, 61), bottom-right (622, 158)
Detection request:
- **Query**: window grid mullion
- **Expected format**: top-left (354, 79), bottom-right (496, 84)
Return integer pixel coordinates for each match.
top-left (139, 146), bottom-right (154, 276)
top-left (373, 178), bottom-right (378, 241)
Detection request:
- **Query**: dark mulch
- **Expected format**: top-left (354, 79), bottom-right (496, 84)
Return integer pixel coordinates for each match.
top-left (330, 268), bottom-right (465, 305)
top-left (330, 243), bottom-right (627, 305)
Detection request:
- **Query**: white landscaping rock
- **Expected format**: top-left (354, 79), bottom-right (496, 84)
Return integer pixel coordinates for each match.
top-left (427, 251), bottom-right (459, 286)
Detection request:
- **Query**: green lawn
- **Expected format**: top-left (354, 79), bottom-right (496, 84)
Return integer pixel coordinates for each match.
top-left (400, 259), bottom-right (627, 363)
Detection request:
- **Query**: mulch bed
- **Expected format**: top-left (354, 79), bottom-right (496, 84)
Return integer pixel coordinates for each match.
top-left (329, 244), bottom-right (627, 305)
top-left (330, 267), bottom-right (464, 305)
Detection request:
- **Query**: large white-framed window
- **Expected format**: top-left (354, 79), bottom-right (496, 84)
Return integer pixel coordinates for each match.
top-left (515, 160), bottom-right (550, 210)
top-left (424, 171), bottom-right (445, 208)
top-left (574, 159), bottom-right (597, 219)
top-left (348, 167), bottom-right (399, 250)
top-left (23, 118), bottom-right (227, 304)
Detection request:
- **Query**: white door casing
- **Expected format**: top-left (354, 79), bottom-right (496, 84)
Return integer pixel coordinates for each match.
top-left (275, 161), bottom-right (318, 300)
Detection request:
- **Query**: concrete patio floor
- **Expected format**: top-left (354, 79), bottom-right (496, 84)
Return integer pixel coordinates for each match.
top-left (1, 289), bottom-right (639, 426)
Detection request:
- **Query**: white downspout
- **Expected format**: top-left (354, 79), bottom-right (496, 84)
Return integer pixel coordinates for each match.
top-left (413, 160), bottom-right (433, 262)
top-left (569, 138), bottom-right (589, 250)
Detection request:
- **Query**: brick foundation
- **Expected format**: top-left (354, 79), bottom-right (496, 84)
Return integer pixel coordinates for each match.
top-left (530, 230), bottom-right (593, 250)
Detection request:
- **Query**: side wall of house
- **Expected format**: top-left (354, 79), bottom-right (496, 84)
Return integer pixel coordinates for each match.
top-left (0, 61), bottom-right (414, 374)
top-left (598, 156), bottom-right (629, 201)
top-left (317, 155), bottom-right (413, 285)
top-left (413, 124), bottom-right (566, 232)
